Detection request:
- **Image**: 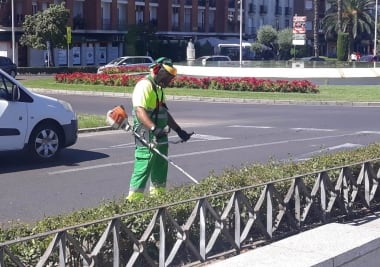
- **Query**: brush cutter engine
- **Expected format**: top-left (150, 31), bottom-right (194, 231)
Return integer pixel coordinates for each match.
top-left (106, 105), bottom-right (129, 130)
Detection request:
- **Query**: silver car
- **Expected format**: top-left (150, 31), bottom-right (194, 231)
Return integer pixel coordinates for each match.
top-left (97, 56), bottom-right (155, 73)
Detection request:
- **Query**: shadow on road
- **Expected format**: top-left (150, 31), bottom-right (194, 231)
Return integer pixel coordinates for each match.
top-left (0, 148), bottom-right (109, 174)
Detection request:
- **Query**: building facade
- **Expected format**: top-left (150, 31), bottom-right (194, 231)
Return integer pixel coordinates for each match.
top-left (0, 0), bottom-right (296, 67)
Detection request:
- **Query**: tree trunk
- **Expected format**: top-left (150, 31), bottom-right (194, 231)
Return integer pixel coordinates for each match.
top-left (337, 0), bottom-right (342, 32)
top-left (313, 0), bottom-right (319, 57)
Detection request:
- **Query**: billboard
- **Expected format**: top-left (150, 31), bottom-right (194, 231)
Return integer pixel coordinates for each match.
top-left (293, 16), bottom-right (306, 34)
top-left (292, 16), bottom-right (306, 45)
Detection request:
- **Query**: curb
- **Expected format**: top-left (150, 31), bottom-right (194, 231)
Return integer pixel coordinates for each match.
top-left (31, 88), bottom-right (380, 107)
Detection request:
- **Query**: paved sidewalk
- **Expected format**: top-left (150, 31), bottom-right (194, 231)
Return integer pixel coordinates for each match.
top-left (206, 212), bottom-right (380, 267)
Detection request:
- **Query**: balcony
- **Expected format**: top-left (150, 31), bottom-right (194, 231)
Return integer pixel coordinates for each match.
top-left (259, 5), bottom-right (267, 15)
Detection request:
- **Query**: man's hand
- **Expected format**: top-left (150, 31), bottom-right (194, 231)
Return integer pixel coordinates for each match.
top-left (175, 128), bottom-right (193, 142)
top-left (153, 127), bottom-right (166, 138)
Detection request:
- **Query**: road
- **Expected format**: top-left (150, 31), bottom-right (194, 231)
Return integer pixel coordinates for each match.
top-left (1, 94), bottom-right (380, 225)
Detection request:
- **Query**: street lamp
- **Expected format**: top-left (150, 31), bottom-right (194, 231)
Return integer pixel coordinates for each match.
top-left (11, 0), bottom-right (15, 63)
top-left (374, 0), bottom-right (378, 68)
top-left (239, 0), bottom-right (243, 66)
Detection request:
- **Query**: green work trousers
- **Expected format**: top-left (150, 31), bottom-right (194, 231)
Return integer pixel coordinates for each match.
top-left (129, 143), bottom-right (168, 194)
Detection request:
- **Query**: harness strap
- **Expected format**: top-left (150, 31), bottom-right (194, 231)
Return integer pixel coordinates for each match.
top-left (145, 75), bottom-right (164, 125)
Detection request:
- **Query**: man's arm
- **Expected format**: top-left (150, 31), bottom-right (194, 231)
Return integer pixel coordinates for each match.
top-left (167, 112), bottom-right (180, 132)
top-left (167, 112), bottom-right (193, 142)
top-left (135, 106), bottom-right (155, 130)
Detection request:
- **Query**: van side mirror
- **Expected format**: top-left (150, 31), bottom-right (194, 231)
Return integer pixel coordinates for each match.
top-left (12, 85), bottom-right (20, 101)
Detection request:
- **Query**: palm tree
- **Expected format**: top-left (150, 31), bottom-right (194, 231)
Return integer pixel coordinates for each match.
top-left (338, 0), bottom-right (343, 32)
top-left (313, 0), bottom-right (320, 57)
top-left (322, 0), bottom-right (375, 53)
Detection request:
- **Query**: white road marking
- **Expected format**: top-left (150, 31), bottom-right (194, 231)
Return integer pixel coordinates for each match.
top-left (291, 127), bottom-right (336, 132)
top-left (357, 131), bottom-right (380, 135)
top-left (191, 134), bottom-right (231, 140)
top-left (229, 125), bottom-right (274, 129)
top-left (49, 160), bottom-right (135, 174)
top-left (49, 132), bottom-right (361, 175)
top-left (290, 143), bottom-right (363, 162)
top-left (228, 125), bottom-right (336, 132)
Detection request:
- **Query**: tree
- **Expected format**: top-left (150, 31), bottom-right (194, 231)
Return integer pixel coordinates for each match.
top-left (313, 0), bottom-right (320, 57)
top-left (256, 25), bottom-right (278, 59)
top-left (19, 2), bottom-right (70, 66)
top-left (322, 0), bottom-right (375, 57)
top-left (277, 28), bottom-right (293, 60)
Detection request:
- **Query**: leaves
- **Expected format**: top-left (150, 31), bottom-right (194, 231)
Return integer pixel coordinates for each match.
top-left (19, 3), bottom-right (70, 50)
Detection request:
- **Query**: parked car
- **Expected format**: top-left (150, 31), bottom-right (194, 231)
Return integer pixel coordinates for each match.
top-left (97, 56), bottom-right (155, 73)
top-left (195, 55), bottom-right (232, 65)
top-left (301, 56), bottom-right (325, 62)
top-left (0, 56), bottom-right (17, 78)
top-left (358, 55), bottom-right (379, 62)
top-left (0, 68), bottom-right (78, 161)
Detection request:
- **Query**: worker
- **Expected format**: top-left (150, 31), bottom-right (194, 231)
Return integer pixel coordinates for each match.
top-left (127, 57), bottom-right (193, 201)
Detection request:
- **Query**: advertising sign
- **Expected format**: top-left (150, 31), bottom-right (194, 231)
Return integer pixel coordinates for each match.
top-left (72, 46), bottom-right (81, 65)
top-left (86, 46), bottom-right (94, 65)
top-left (292, 16), bottom-right (307, 45)
top-left (66, 26), bottom-right (72, 44)
top-left (293, 16), bottom-right (306, 34)
top-left (97, 47), bottom-right (107, 64)
top-left (58, 49), bottom-right (67, 65)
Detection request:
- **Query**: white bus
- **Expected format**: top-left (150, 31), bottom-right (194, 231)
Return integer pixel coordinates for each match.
top-left (216, 42), bottom-right (256, 60)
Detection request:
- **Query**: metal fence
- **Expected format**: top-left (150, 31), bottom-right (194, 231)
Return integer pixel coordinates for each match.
top-left (1, 158), bottom-right (380, 267)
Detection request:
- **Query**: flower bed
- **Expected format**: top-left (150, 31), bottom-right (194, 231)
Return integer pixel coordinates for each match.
top-left (55, 67), bottom-right (319, 93)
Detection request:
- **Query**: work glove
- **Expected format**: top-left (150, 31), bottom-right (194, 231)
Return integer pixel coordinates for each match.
top-left (152, 127), bottom-right (166, 139)
top-left (175, 128), bottom-right (193, 142)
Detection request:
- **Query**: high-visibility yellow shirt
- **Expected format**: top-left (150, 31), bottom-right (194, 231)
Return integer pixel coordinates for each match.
top-left (132, 78), bottom-right (165, 111)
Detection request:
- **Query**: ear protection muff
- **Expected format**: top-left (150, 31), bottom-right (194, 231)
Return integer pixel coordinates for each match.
top-left (152, 64), bottom-right (161, 75)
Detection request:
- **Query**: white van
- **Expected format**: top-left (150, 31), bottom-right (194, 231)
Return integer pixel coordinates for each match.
top-left (0, 69), bottom-right (78, 161)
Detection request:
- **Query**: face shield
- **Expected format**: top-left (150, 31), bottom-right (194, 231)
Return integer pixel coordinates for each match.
top-left (154, 63), bottom-right (177, 87)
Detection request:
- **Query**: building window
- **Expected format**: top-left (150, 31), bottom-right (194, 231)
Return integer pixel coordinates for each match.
top-left (184, 8), bottom-right (191, 31)
top-left (209, 0), bottom-right (216, 8)
top-left (136, 5), bottom-right (144, 24)
top-left (198, 9), bottom-right (205, 31)
top-left (149, 6), bottom-right (157, 26)
top-left (101, 2), bottom-right (111, 30)
top-left (32, 2), bottom-right (38, 14)
top-left (172, 7), bottom-right (179, 30)
top-left (118, 3), bottom-right (127, 30)
top-left (285, 19), bottom-right (290, 28)
top-left (305, 0), bottom-right (312, 10)
top-left (228, 0), bottom-right (235, 9)
top-left (208, 9), bottom-right (215, 32)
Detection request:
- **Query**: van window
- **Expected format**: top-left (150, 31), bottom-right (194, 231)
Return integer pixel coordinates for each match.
top-left (0, 75), bottom-right (13, 100)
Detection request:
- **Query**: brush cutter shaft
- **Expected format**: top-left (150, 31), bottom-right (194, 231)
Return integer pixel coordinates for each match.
top-left (123, 123), bottom-right (199, 184)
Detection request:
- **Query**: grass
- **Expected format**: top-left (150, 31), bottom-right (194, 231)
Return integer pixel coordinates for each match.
top-left (77, 114), bottom-right (108, 129)
top-left (21, 76), bottom-right (380, 102)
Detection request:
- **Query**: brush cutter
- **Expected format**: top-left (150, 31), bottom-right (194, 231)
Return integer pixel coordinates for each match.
top-left (106, 105), bottom-right (199, 184)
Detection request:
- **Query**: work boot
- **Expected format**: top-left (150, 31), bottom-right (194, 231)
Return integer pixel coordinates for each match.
top-left (150, 187), bottom-right (165, 196)
top-left (126, 191), bottom-right (144, 202)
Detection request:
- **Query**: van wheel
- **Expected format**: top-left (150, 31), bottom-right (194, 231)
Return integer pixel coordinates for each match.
top-left (10, 70), bottom-right (16, 78)
top-left (28, 123), bottom-right (61, 161)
